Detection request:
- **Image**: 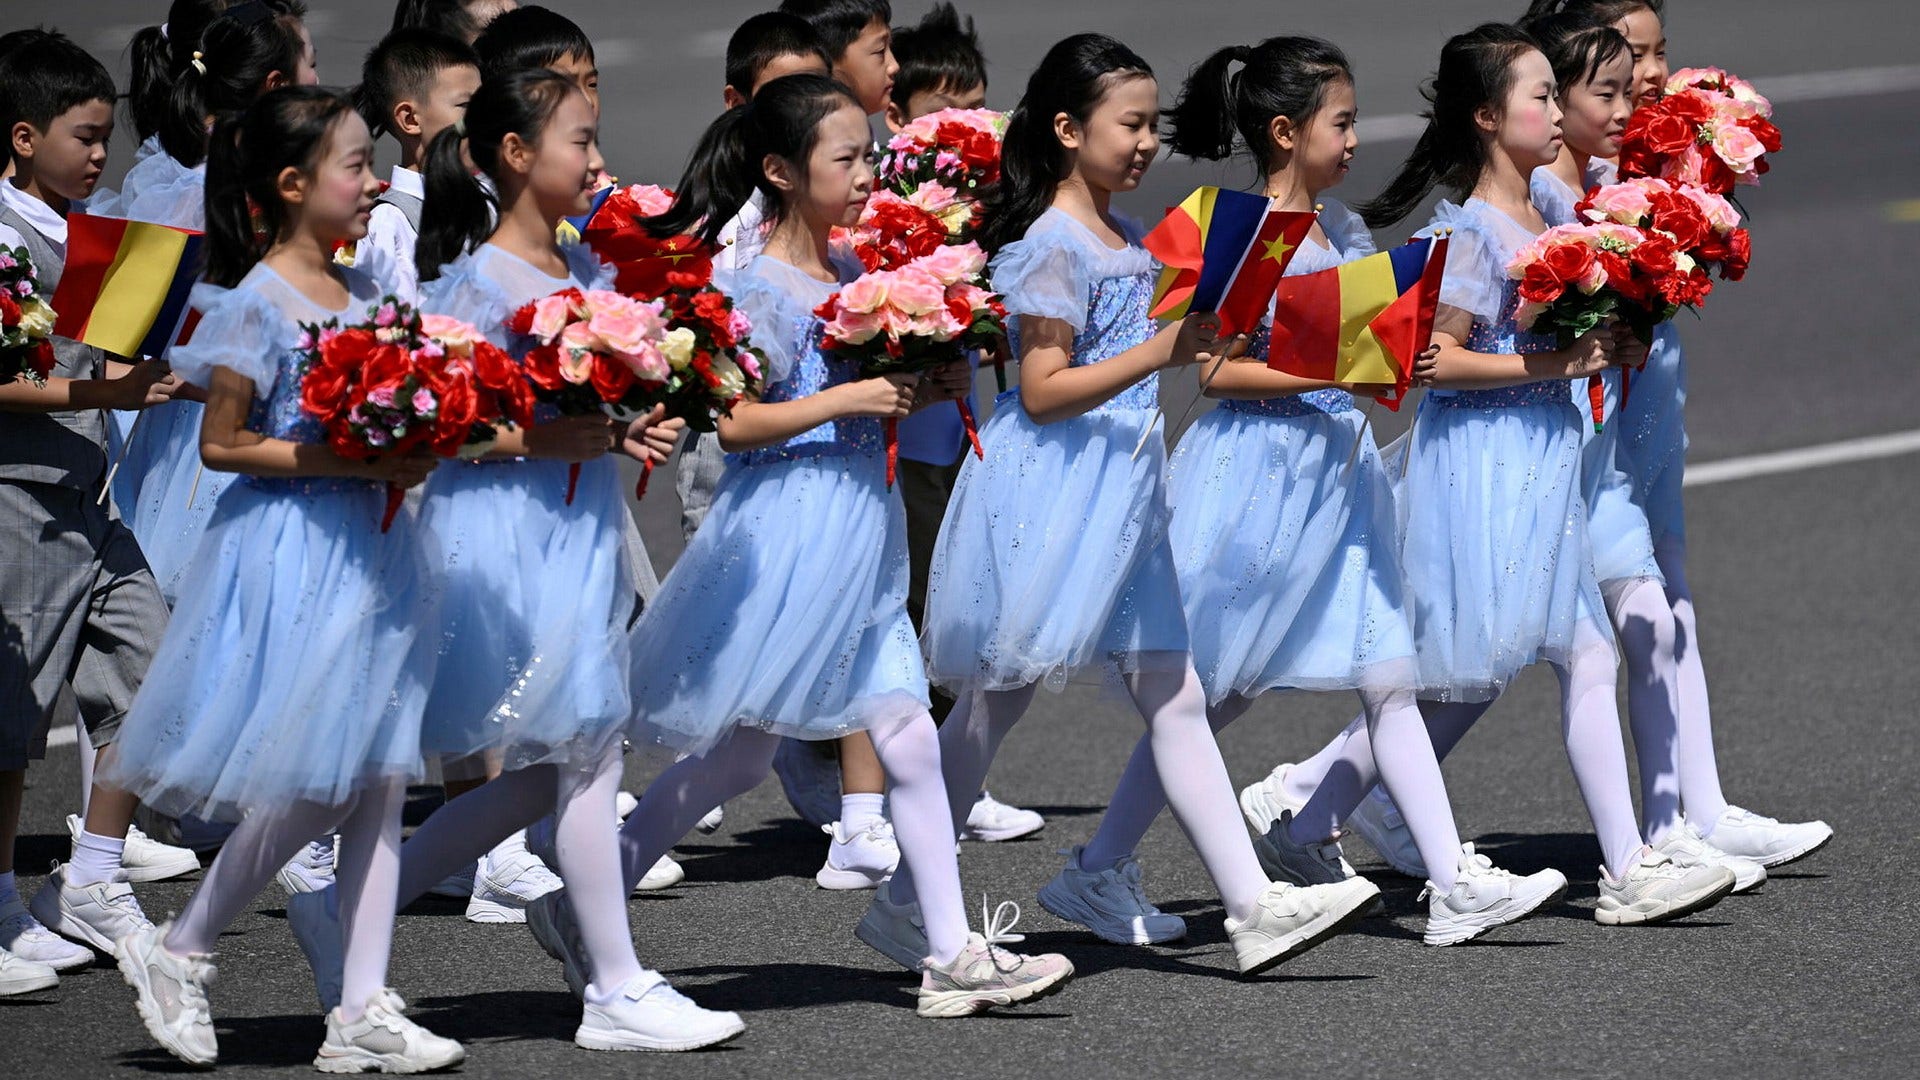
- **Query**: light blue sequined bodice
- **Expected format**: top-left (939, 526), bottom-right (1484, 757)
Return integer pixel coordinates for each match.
top-left (1434, 278), bottom-right (1566, 409)
top-left (242, 346), bottom-right (379, 495)
top-left (729, 310), bottom-right (882, 467)
top-left (1007, 268), bottom-right (1161, 413)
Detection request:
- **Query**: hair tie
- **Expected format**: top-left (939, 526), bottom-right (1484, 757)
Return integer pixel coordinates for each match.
top-left (159, 21), bottom-right (170, 41)
top-left (190, 50), bottom-right (207, 76)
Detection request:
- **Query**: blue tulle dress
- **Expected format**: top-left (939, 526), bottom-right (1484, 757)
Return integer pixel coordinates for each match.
top-left (626, 253), bottom-right (928, 755)
top-left (415, 243), bottom-right (637, 771)
top-left (1166, 201), bottom-right (1418, 705)
top-left (1390, 200), bottom-right (1614, 702)
top-left (103, 264), bottom-right (441, 820)
top-left (1532, 165), bottom-right (1662, 597)
top-left (921, 209), bottom-right (1189, 694)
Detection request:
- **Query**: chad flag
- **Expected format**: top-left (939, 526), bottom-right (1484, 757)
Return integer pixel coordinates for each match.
top-left (52, 214), bottom-right (203, 359)
top-left (1268, 235), bottom-right (1448, 410)
top-left (1144, 187), bottom-right (1315, 337)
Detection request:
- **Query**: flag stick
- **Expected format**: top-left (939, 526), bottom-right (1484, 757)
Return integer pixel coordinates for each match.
top-left (185, 463), bottom-right (202, 510)
top-left (1130, 348), bottom-right (1231, 462)
top-left (97, 409), bottom-right (144, 505)
top-left (1342, 394), bottom-right (1377, 481)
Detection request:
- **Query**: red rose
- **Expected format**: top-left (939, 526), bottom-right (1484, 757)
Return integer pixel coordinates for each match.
top-left (0, 290), bottom-right (19, 325)
top-left (521, 343), bottom-right (568, 392)
top-left (1661, 266), bottom-right (1713, 307)
top-left (1720, 228), bottom-right (1750, 281)
top-left (1662, 90), bottom-right (1715, 125)
top-left (1629, 232), bottom-right (1679, 277)
top-left (589, 353), bottom-right (636, 403)
top-left (1743, 115), bottom-right (1782, 152)
top-left (1647, 191), bottom-right (1709, 251)
top-left (1517, 262), bottom-right (1565, 304)
top-left (1541, 240), bottom-right (1597, 286)
top-left (301, 360), bottom-right (353, 418)
top-left (27, 340), bottom-right (53, 379)
top-left (1640, 112), bottom-right (1697, 156)
top-left (1594, 251), bottom-right (1641, 300)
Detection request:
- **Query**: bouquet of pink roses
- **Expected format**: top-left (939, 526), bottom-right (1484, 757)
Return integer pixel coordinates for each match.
top-left (1618, 68), bottom-right (1780, 194)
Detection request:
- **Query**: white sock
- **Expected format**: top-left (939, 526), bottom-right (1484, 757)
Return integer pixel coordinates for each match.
top-left (0, 869), bottom-right (17, 907)
top-left (69, 828), bottom-right (126, 887)
top-left (839, 792), bottom-right (886, 833)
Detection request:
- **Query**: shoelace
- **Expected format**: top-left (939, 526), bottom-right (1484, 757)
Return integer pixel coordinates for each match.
top-left (978, 897), bottom-right (1028, 973)
top-left (861, 819), bottom-right (897, 845)
top-left (306, 841), bottom-right (337, 873)
top-left (1114, 858), bottom-right (1160, 912)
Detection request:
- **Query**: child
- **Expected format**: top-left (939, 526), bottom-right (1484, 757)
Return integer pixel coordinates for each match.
top-left (126, 2), bottom-right (247, 168)
top-left (349, 27), bottom-right (481, 306)
top-left (103, 86), bottom-right (460, 1071)
top-left (1524, 12), bottom-right (1764, 892)
top-left (602, 72), bottom-right (1073, 1017)
top-left (1095, 34), bottom-right (1567, 947)
top-left (392, 0), bottom-right (518, 44)
top-left (0, 31), bottom-right (189, 993)
top-left (285, 68), bottom-right (736, 1053)
top-left (1299, 23), bottom-right (1731, 925)
top-left (902, 33), bottom-right (1378, 973)
top-left (882, 2), bottom-right (1043, 843)
top-left (473, 5), bottom-right (598, 113)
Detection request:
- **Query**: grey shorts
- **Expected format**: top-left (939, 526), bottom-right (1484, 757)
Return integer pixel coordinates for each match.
top-left (0, 481), bottom-right (168, 769)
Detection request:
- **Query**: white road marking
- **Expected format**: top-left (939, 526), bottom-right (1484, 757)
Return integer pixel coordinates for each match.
top-left (1684, 429), bottom-right (1920, 487)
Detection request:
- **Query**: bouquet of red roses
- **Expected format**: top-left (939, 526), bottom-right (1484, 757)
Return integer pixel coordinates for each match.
top-left (299, 298), bottom-right (534, 530)
top-left (878, 108), bottom-right (1007, 201)
top-left (816, 243), bottom-right (1005, 487)
top-left (1578, 176), bottom-right (1751, 281)
top-left (0, 243), bottom-right (58, 386)
top-left (1618, 69), bottom-right (1780, 194)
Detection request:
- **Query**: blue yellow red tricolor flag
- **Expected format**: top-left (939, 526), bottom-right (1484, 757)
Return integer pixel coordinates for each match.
top-left (51, 214), bottom-right (203, 359)
top-left (558, 185), bottom-right (616, 246)
top-left (1144, 188), bottom-right (1316, 337)
top-left (1268, 235), bottom-right (1449, 411)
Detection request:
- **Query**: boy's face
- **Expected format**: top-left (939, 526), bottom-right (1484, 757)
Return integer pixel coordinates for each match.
top-left (886, 79), bottom-right (986, 132)
top-left (550, 50), bottom-right (600, 116)
top-left (405, 63), bottom-right (482, 150)
top-left (725, 52), bottom-right (831, 110)
top-left (834, 17), bottom-right (897, 117)
top-left (9, 98), bottom-right (114, 202)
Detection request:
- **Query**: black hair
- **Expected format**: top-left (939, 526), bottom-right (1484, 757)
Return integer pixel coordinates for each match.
top-left (204, 84), bottom-right (355, 287)
top-left (1355, 23), bottom-right (1541, 229)
top-left (128, 0), bottom-right (242, 143)
top-left (777, 0), bottom-right (893, 61)
top-left (641, 73), bottom-right (861, 247)
top-left (472, 5), bottom-right (594, 84)
top-left (416, 68), bottom-right (580, 281)
top-left (0, 31), bottom-right (117, 168)
top-left (724, 12), bottom-right (833, 95)
top-left (1521, 0), bottom-right (1663, 24)
top-left (158, 0), bottom-right (311, 168)
top-left (392, 0), bottom-right (504, 43)
top-left (1166, 36), bottom-right (1351, 171)
top-left (1520, 12), bottom-right (1631, 97)
top-left (977, 33), bottom-right (1153, 255)
top-left (888, 3), bottom-right (986, 111)
top-left (355, 28), bottom-right (481, 138)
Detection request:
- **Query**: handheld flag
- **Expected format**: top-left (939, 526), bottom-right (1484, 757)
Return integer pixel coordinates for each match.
top-left (1143, 187), bottom-right (1315, 336)
top-left (1268, 234), bottom-right (1449, 411)
top-left (52, 214), bottom-right (203, 359)
top-left (558, 185), bottom-right (616, 246)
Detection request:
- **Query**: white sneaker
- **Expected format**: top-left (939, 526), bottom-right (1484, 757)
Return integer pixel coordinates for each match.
top-left (1346, 785), bottom-right (1427, 878)
top-left (313, 989), bottom-right (464, 1074)
top-left (1036, 846), bottom-right (1186, 945)
top-left (1700, 805), bottom-right (1832, 869)
top-left (1225, 877), bottom-right (1378, 975)
top-left (527, 890), bottom-right (590, 1000)
top-left (115, 922), bottom-right (218, 1066)
top-left (466, 831), bottom-right (562, 923)
top-left (961, 791), bottom-right (1044, 842)
top-left (855, 880), bottom-right (928, 971)
top-left (1238, 763), bottom-right (1309, 833)
top-left (0, 893), bottom-right (93, 971)
top-left (29, 863), bottom-right (154, 953)
top-left (575, 971), bottom-right (746, 1051)
top-left (916, 902), bottom-right (1074, 1018)
top-left (616, 790), bottom-right (640, 820)
top-left (1250, 809), bottom-right (1358, 887)
top-left (68, 815), bottom-right (200, 883)
top-left (1656, 818), bottom-right (1767, 894)
top-left (1420, 844), bottom-right (1568, 946)
top-left (635, 854), bottom-right (686, 893)
top-left (695, 804), bottom-right (726, 834)
top-left (0, 944), bottom-right (58, 995)
top-left (1596, 846), bottom-right (1737, 926)
top-left (772, 738), bottom-right (841, 827)
top-left (275, 837), bottom-right (338, 895)
top-left (816, 819), bottom-right (900, 890)
top-left (287, 889), bottom-right (344, 1012)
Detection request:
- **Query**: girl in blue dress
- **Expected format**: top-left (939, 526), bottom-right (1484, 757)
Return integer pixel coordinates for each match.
top-left (609, 73), bottom-right (1073, 1019)
top-left (104, 87), bottom-right (462, 1072)
top-left (896, 34), bottom-right (1380, 975)
top-left (1084, 36), bottom-right (1567, 948)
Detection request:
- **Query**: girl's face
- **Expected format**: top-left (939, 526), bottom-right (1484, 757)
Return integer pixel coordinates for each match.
top-left (1290, 77), bottom-right (1358, 195)
top-left (295, 111), bottom-right (381, 243)
top-left (1559, 51), bottom-right (1633, 160)
top-left (1616, 8), bottom-right (1669, 107)
top-left (525, 89), bottom-right (604, 219)
top-left (293, 22), bottom-right (319, 86)
top-left (1491, 49), bottom-right (1563, 171)
top-left (1062, 73), bottom-right (1160, 194)
top-left (779, 101), bottom-right (874, 229)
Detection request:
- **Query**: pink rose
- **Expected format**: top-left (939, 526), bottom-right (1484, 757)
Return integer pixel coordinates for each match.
top-left (1677, 185), bottom-right (1741, 232)
top-left (588, 306), bottom-right (665, 359)
top-left (368, 385), bottom-right (397, 409)
top-left (728, 309), bottom-right (753, 342)
top-left (624, 183), bottom-right (675, 217)
top-left (914, 242), bottom-right (988, 285)
top-left (825, 308), bottom-right (886, 346)
top-left (529, 294), bottom-right (575, 341)
top-left (737, 349), bottom-right (762, 381)
top-left (419, 313), bottom-right (481, 355)
top-left (558, 322), bottom-right (600, 383)
top-left (619, 341), bottom-right (671, 382)
top-left (411, 387), bottom-right (438, 413)
top-left (838, 273), bottom-right (894, 315)
top-left (1583, 180), bottom-right (1660, 225)
top-left (578, 289), bottom-right (633, 321)
top-left (1710, 122), bottom-right (1765, 173)
top-left (886, 267), bottom-right (947, 316)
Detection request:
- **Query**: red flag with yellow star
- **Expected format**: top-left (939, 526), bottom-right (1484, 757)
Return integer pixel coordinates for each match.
top-left (1143, 187), bottom-right (1315, 337)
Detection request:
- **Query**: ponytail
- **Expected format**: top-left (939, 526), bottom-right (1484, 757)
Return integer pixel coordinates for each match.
top-left (1356, 23), bottom-right (1537, 229)
top-left (978, 33), bottom-right (1153, 255)
top-left (1167, 37), bottom-right (1351, 172)
top-left (203, 85), bottom-right (353, 286)
top-left (1165, 46), bottom-right (1249, 162)
top-left (641, 73), bottom-right (860, 248)
top-left (202, 115), bottom-right (257, 286)
top-left (156, 0), bottom-right (310, 168)
top-left (128, 1), bottom-right (242, 143)
top-left (416, 67), bottom-right (577, 282)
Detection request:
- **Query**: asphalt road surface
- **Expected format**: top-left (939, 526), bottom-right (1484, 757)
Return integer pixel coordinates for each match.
top-left (5, 2), bottom-right (1918, 1076)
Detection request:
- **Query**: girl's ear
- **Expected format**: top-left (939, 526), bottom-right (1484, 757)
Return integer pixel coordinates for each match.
top-left (763, 152), bottom-right (796, 193)
top-left (1052, 111), bottom-right (1081, 151)
top-left (883, 99), bottom-right (907, 135)
top-left (262, 70), bottom-right (290, 93)
top-left (1267, 114), bottom-right (1297, 154)
top-left (1473, 100), bottom-right (1503, 135)
top-left (274, 163), bottom-right (308, 207)
top-left (499, 131), bottom-right (535, 175)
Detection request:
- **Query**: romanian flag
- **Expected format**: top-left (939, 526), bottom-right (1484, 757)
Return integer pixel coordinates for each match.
top-left (557, 185), bottom-right (616, 246)
top-left (1268, 235), bottom-right (1449, 410)
top-left (51, 214), bottom-right (203, 359)
top-left (1144, 187), bottom-right (1316, 337)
